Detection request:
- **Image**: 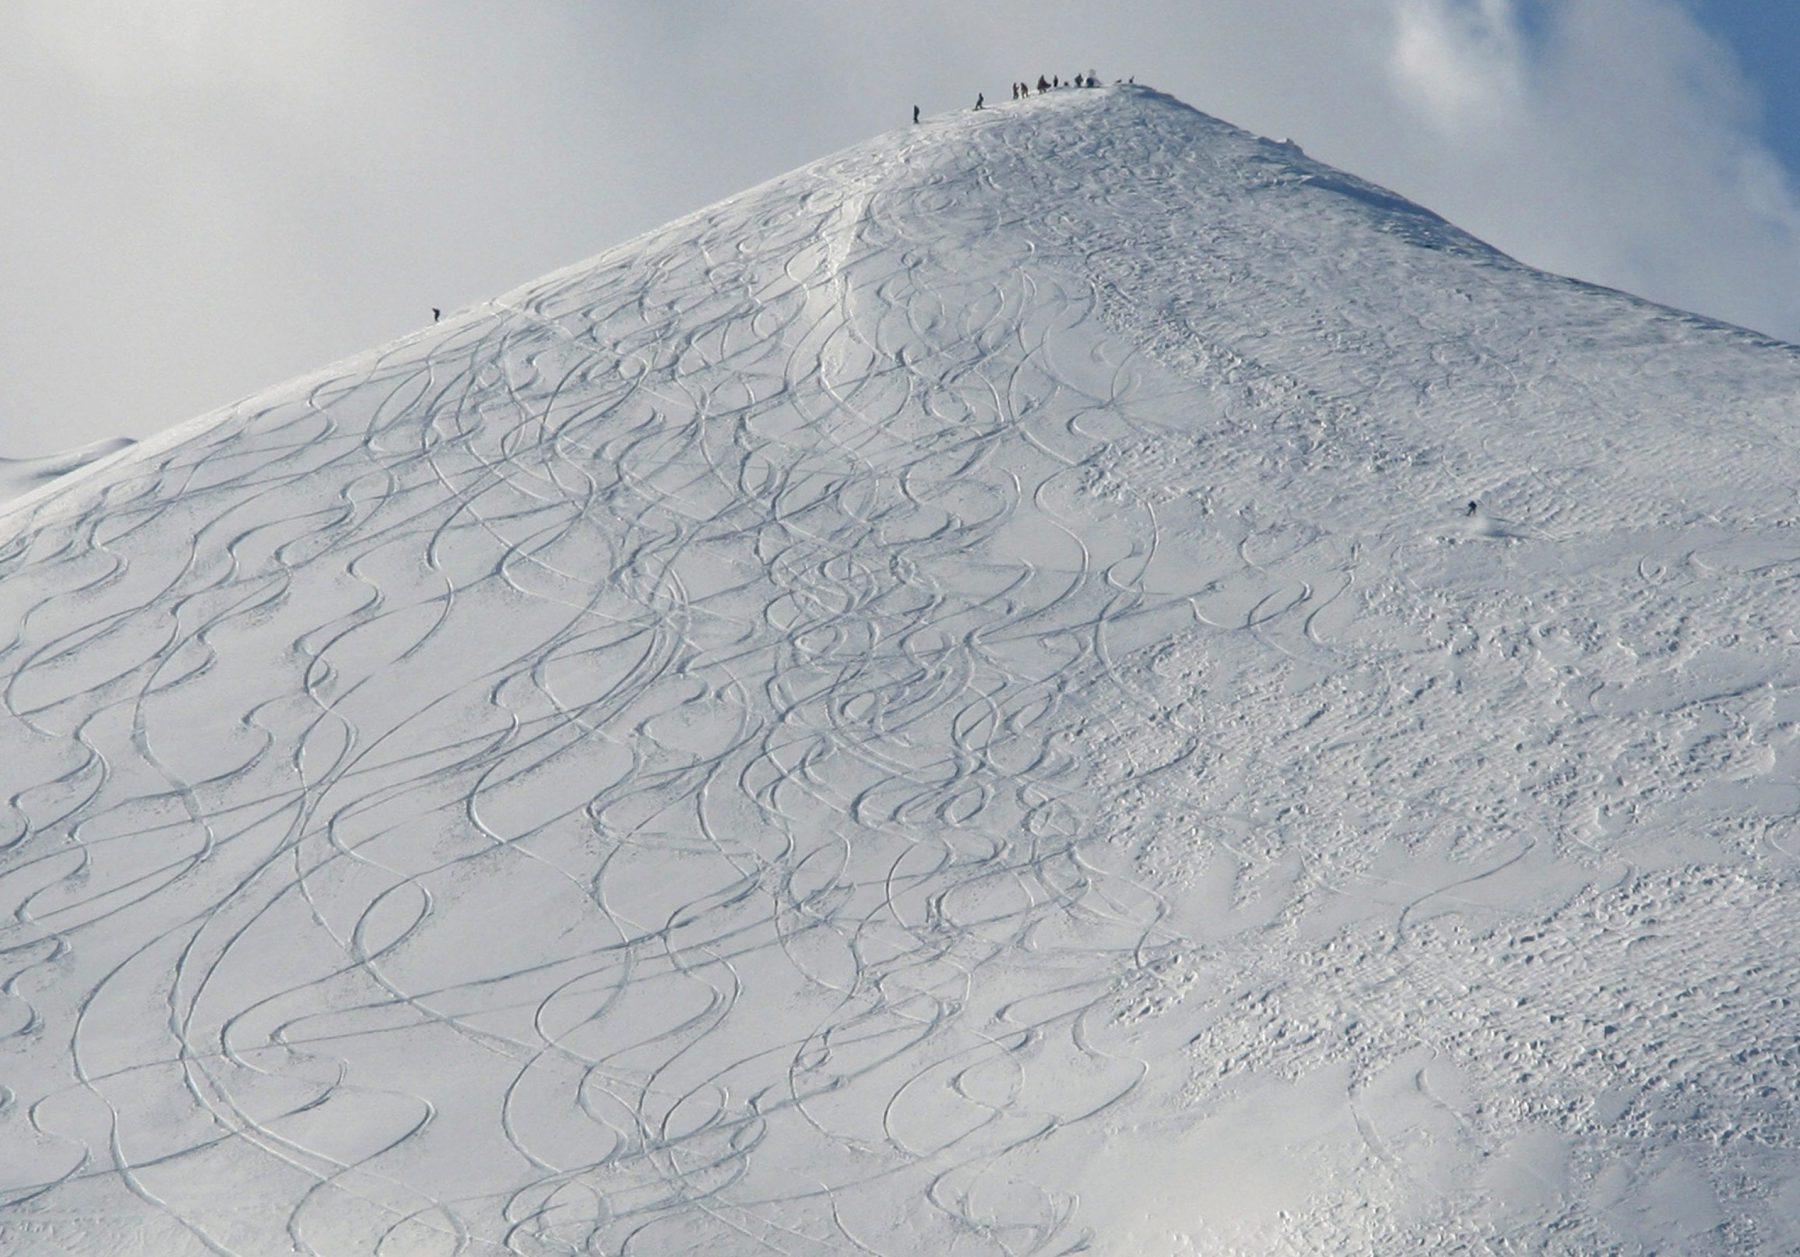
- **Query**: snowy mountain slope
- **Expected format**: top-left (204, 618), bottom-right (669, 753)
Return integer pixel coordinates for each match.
top-left (0, 437), bottom-right (137, 507)
top-left (3, 85), bottom-right (1800, 1254)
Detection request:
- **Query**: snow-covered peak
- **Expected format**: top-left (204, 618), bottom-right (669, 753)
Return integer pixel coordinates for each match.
top-left (3, 86), bottom-right (1799, 1254)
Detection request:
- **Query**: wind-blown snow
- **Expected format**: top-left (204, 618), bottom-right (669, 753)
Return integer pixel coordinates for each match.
top-left (0, 437), bottom-right (137, 507)
top-left (3, 87), bottom-right (1800, 1254)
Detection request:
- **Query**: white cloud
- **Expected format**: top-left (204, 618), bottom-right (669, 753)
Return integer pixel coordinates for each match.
top-left (1389, 0), bottom-right (1528, 133)
top-left (1225, 0), bottom-right (1800, 341)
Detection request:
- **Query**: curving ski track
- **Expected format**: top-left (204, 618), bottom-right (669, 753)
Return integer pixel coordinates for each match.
top-left (3, 88), bottom-right (1800, 1254)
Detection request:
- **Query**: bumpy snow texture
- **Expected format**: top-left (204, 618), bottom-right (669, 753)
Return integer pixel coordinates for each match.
top-left (4, 87), bottom-right (1800, 1255)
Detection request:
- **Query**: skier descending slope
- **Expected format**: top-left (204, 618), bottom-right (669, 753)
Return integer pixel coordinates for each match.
top-left (3, 86), bottom-right (1800, 1257)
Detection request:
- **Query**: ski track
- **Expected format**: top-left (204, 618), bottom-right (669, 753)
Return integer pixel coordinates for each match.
top-left (3, 87), bottom-right (1800, 1254)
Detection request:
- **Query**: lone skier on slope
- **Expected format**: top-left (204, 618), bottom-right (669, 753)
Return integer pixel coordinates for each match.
top-left (913, 105), bottom-right (920, 124)
top-left (974, 92), bottom-right (984, 110)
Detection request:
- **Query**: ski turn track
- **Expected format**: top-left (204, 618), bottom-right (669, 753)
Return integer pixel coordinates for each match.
top-left (4, 87), bottom-right (1800, 1254)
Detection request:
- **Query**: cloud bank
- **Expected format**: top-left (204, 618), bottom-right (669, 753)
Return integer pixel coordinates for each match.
top-left (1366, 0), bottom-right (1800, 341)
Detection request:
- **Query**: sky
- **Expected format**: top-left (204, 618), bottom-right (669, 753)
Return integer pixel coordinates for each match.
top-left (3, 0), bottom-right (1800, 453)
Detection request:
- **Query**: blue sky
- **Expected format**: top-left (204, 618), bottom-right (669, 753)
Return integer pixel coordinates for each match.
top-left (1508, 1), bottom-right (1800, 176)
top-left (1698, 1), bottom-right (1800, 170)
top-left (4, 0), bottom-right (1800, 452)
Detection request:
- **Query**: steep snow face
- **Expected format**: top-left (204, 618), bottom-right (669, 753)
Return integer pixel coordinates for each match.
top-left (4, 87), bottom-right (1800, 1254)
top-left (0, 437), bottom-right (137, 507)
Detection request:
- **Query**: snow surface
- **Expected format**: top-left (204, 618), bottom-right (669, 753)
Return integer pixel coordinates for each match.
top-left (0, 438), bottom-right (136, 507)
top-left (4, 86), bottom-right (1800, 1254)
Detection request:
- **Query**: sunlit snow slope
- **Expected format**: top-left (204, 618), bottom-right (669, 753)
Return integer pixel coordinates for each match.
top-left (0, 438), bottom-right (136, 508)
top-left (5, 87), bottom-right (1800, 1255)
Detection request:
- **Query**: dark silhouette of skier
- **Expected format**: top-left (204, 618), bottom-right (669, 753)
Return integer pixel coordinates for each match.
top-left (1036, 76), bottom-right (1049, 94)
top-left (974, 93), bottom-right (984, 110)
top-left (1466, 501), bottom-right (1478, 517)
top-left (1052, 75), bottom-right (1060, 88)
top-left (913, 105), bottom-right (920, 124)
top-left (432, 308), bottom-right (441, 323)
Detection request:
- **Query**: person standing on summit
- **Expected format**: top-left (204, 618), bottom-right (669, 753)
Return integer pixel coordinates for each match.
top-left (913, 105), bottom-right (920, 124)
top-left (974, 92), bottom-right (984, 110)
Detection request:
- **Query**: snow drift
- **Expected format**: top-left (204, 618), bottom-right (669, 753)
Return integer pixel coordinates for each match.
top-left (0, 437), bottom-right (136, 507)
top-left (4, 86), bottom-right (1800, 1254)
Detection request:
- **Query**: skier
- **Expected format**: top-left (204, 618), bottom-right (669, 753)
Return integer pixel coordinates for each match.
top-left (432, 307), bottom-right (441, 323)
top-left (1466, 500), bottom-right (1478, 517)
top-left (1036, 75), bottom-right (1049, 94)
top-left (913, 105), bottom-right (920, 124)
top-left (974, 92), bottom-right (984, 111)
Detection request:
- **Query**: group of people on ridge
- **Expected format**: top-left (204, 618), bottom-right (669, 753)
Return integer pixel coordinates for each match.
top-left (1013, 73), bottom-right (1100, 99)
top-left (915, 72), bottom-right (1126, 123)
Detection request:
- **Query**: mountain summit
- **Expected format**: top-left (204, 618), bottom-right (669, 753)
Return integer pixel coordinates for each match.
top-left (4, 86), bottom-right (1800, 1255)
